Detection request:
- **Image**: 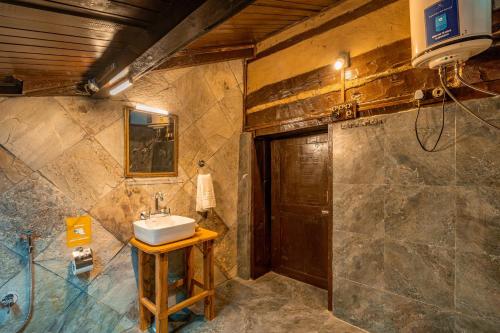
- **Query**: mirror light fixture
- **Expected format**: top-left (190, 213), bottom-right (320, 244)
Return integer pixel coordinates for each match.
top-left (334, 51), bottom-right (350, 71)
top-left (109, 79), bottom-right (132, 96)
top-left (135, 103), bottom-right (169, 116)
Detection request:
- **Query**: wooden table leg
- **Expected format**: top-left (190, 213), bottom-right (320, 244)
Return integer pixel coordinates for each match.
top-left (185, 246), bottom-right (194, 298)
top-left (155, 253), bottom-right (169, 333)
top-left (203, 240), bottom-right (215, 320)
top-left (138, 249), bottom-right (153, 331)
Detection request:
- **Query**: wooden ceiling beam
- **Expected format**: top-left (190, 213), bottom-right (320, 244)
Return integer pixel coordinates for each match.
top-left (1, 0), bottom-right (150, 28)
top-left (154, 45), bottom-right (255, 71)
top-left (93, 0), bottom-right (255, 97)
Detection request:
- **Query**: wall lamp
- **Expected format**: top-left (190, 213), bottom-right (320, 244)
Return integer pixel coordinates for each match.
top-left (334, 51), bottom-right (350, 71)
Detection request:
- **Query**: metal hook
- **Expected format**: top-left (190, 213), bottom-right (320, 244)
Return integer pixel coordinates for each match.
top-left (198, 160), bottom-right (205, 168)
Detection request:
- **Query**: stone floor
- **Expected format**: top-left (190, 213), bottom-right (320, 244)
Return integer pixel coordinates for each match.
top-left (120, 272), bottom-right (367, 333)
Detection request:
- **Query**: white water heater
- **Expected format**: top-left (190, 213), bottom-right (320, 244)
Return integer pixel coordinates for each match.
top-left (410, 0), bottom-right (492, 69)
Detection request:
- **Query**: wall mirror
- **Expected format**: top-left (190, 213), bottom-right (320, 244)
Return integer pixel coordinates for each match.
top-left (125, 107), bottom-right (178, 177)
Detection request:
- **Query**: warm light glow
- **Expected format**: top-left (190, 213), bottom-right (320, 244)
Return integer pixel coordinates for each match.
top-left (108, 68), bottom-right (129, 85)
top-left (109, 79), bottom-right (132, 96)
top-left (333, 58), bottom-right (345, 71)
top-left (135, 103), bottom-right (169, 115)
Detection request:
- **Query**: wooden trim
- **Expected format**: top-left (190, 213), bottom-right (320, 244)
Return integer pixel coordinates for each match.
top-left (164, 290), bottom-right (210, 316)
top-left (246, 78), bottom-right (500, 136)
top-left (250, 0), bottom-right (398, 61)
top-left (154, 45), bottom-right (254, 71)
top-left (124, 107), bottom-right (179, 178)
top-left (203, 240), bottom-right (216, 320)
top-left (140, 297), bottom-right (157, 314)
top-left (243, 58), bottom-right (249, 132)
top-left (155, 253), bottom-right (169, 333)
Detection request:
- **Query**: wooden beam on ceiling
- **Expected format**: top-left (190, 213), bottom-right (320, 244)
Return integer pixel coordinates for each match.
top-left (1, 0), bottom-right (152, 28)
top-left (93, 0), bottom-right (255, 97)
top-left (154, 45), bottom-right (255, 71)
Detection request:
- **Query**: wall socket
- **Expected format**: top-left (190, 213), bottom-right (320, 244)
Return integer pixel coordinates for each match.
top-left (331, 102), bottom-right (357, 121)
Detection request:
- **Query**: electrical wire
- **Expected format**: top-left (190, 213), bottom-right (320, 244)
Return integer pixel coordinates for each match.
top-left (415, 95), bottom-right (446, 152)
top-left (455, 63), bottom-right (500, 97)
top-left (439, 66), bottom-right (500, 131)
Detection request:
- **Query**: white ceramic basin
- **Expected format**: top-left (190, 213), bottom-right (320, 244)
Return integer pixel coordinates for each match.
top-left (133, 215), bottom-right (196, 246)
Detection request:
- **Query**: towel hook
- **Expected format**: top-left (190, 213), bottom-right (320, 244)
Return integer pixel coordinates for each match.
top-left (198, 160), bottom-right (206, 168)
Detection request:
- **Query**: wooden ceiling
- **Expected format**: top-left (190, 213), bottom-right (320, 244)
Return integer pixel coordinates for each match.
top-left (0, 1), bottom-right (172, 80)
top-left (0, 0), bottom-right (340, 95)
top-left (188, 0), bottom-right (342, 49)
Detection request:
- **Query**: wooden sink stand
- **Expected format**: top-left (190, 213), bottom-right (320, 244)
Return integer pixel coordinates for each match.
top-left (130, 228), bottom-right (218, 333)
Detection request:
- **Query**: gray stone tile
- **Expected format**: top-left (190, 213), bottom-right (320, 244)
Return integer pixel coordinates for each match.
top-left (236, 133), bottom-right (252, 280)
top-left (55, 97), bottom-right (123, 136)
top-left (218, 87), bottom-right (243, 132)
top-left (0, 264), bottom-right (81, 333)
top-left (0, 242), bottom-right (23, 288)
top-left (111, 315), bottom-right (143, 333)
top-left (332, 184), bottom-right (385, 237)
top-left (319, 316), bottom-right (367, 333)
top-left (95, 117), bottom-right (125, 168)
top-left (333, 277), bottom-right (385, 333)
top-left (0, 146), bottom-right (31, 195)
top-left (90, 182), bottom-right (149, 243)
top-left (0, 97), bottom-right (86, 170)
top-left (457, 186), bottom-right (500, 256)
top-left (383, 292), bottom-right (455, 333)
top-left (228, 60), bottom-right (244, 91)
top-left (456, 98), bottom-right (500, 187)
top-left (178, 124), bottom-right (214, 179)
top-left (456, 250), bottom-right (500, 321)
top-left (385, 185), bottom-right (455, 248)
top-left (384, 122), bottom-right (455, 186)
top-left (35, 219), bottom-right (123, 289)
top-left (195, 103), bottom-right (234, 153)
top-left (87, 245), bottom-right (137, 315)
top-left (174, 66), bottom-right (218, 122)
top-left (40, 138), bottom-right (123, 211)
top-left (454, 313), bottom-right (500, 333)
top-left (207, 132), bottom-right (240, 229)
top-left (202, 62), bottom-right (240, 102)
top-left (333, 231), bottom-right (384, 288)
top-left (384, 240), bottom-right (454, 308)
top-left (331, 125), bottom-right (385, 184)
top-left (0, 173), bottom-right (80, 256)
top-left (52, 293), bottom-right (122, 333)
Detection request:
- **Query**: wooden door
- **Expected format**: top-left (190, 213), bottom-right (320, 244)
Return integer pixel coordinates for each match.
top-left (271, 133), bottom-right (330, 289)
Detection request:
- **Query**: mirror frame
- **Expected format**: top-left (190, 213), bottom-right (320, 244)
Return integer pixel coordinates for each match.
top-left (124, 107), bottom-right (178, 178)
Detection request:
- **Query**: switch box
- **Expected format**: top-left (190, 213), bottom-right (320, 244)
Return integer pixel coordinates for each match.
top-left (331, 102), bottom-right (357, 122)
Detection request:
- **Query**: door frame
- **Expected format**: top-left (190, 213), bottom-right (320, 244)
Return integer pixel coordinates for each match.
top-left (250, 125), bottom-right (333, 311)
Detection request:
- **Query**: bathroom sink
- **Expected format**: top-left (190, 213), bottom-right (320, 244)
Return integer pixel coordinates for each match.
top-left (133, 215), bottom-right (196, 246)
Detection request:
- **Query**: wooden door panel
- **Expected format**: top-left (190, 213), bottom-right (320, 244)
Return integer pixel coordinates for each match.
top-left (271, 132), bottom-right (329, 289)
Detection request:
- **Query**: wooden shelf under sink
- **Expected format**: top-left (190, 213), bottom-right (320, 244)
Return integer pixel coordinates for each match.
top-left (130, 228), bottom-right (218, 333)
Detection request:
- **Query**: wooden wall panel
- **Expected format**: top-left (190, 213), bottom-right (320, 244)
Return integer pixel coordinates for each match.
top-left (245, 4), bottom-right (500, 134)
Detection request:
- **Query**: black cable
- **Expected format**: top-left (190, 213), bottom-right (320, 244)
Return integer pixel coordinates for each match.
top-left (439, 66), bottom-right (500, 131)
top-left (415, 96), bottom-right (446, 152)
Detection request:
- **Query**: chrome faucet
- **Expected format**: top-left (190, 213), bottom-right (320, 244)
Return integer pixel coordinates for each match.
top-left (139, 192), bottom-right (171, 219)
top-left (154, 192), bottom-right (164, 214)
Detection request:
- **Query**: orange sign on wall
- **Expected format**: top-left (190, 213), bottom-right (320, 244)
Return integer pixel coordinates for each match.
top-left (66, 216), bottom-right (92, 247)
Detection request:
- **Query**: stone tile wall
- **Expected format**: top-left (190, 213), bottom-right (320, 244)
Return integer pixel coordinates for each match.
top-left (331, 97), bottom-right (500, 332)
top-left (0, 60), bottom-right (244, 333)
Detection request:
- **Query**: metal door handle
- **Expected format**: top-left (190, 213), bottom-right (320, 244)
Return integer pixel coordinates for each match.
top-left (321, 210), bottom-right (329, 215)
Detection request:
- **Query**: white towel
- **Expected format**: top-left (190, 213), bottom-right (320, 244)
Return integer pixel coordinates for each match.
top-left (196, 173), bottom-right (216, 212)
